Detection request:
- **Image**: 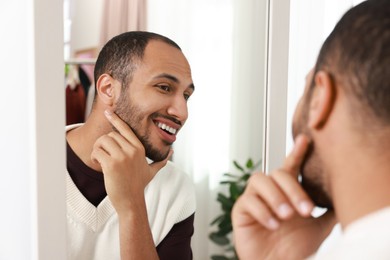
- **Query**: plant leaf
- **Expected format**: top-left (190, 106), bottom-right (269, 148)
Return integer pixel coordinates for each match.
top-left (233, 160), bottom-right (244, 172)
top-left (226, 245), bottom-right (236, 252)
top-left (210, 157), bottom-right (262, 257)
top-left (217, 216), bottom-right (232, 234)
top-left (240, 173), bottom-right (251, 182)
top-left (211, 255), bottom-right (230, 260)
top-left (246, 158), bottom-right (254, 169)
top-left (220, 181), bottom-right (236, 185)
top-left (222, 173), bottom-right (239, 180)
top-left (209, 232), bottom-right (230, 246)
top-left (210, 214), bottom-right (225, 226)
top-left (217, 193), bottom-right (234, 209)
top-left (229, 182), bottom-right (241, 200)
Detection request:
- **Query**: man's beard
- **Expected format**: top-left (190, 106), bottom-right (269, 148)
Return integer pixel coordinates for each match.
top-left (293, 105), bottom-right (333, 209)
top-left (114, 92), bottom-right (170, 162)
top-left (299, 141), bottom-right (333, 209)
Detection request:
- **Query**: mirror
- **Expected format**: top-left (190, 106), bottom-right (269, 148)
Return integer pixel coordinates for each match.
top-left (63, 0), bottom-right (268, 258)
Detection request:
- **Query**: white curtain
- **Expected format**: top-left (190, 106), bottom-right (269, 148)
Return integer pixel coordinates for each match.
top-left (147, 0), bottom-right (267, 259)
top-left (99, 0), bottom-right (147, 48)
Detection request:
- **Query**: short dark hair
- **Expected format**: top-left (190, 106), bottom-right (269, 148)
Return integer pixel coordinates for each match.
top-left (94, 31), bottom-right (181, 93)
top-left (312, 0), bottom-right (390, 125)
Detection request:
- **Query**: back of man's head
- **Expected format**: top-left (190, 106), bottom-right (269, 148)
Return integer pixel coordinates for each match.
top-left (312, 0), bottom-right (390, 127)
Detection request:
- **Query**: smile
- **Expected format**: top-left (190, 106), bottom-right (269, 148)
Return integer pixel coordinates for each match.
top-left (157, 122), bottom-right (177, 135)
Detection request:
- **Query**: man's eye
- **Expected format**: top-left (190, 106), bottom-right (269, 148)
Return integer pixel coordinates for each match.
top-left (184, 93), bottom-right (191, 101)
top-left (158, 85), bottom-right (170, 92)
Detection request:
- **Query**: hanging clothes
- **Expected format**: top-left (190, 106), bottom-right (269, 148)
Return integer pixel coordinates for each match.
top-left (65, 65), bottom-right (86, 125)
top-left (78, 66), bottom-right (91, 100)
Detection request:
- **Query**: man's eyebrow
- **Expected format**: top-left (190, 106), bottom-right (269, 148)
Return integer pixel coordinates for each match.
top-left (154, 73), bottom-right (179, 83)
top-left (153, 73), bottom-right (195, 91)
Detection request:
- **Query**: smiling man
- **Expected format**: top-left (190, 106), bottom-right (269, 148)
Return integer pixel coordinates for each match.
top-left (232, 0), bottom-right (390, 259)
top-left (66, 32), bottom-right (196, 260)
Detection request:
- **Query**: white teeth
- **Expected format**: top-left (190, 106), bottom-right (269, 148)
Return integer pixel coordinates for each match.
top-left (157, 122), bottom-right (177, 134)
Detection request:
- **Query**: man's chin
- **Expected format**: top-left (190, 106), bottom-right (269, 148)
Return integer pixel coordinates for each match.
top-left (146, 147), bottom-right (170, 162)
top-left (301, 178), bottom-right (333, 209)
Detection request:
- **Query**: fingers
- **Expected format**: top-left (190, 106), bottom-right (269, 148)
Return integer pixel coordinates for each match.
top-left (95, 133), bottom-right (125, 155)
top-left (91, 145), bottom-right (110, 166)
top-left (280, 134), bottom-right (310, 177)
top-left (93, 110), bottom-right (169, 182)
top-left (264, 134), bottom-right (313, 217)
top-left (104, 109), bottom-right (143, 150)
top-left (90, 134), bottom-right (128, 173)
top-left (271, 171), bottom-right (314, 217)
top-left (249, 173), bottom-right (294, 220)
top-left (243, 171), bottom-right (313, 227)
top-left (233, 189), bottom-right (280, 230)
top-left (101, 109), bottom-right (146, 161)
top-left (234, 134), bottom-right (314, 230)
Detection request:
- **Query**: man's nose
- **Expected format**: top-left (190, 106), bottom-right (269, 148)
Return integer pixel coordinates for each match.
top-left (167, 94), bottom-right (188, 123)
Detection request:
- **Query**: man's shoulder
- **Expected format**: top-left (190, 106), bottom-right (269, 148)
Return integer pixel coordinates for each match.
top-left (146, 161), bottom-right (196, 224)
top-left (156, 161), bottom-right (193, 185)
top-left (312, 207), bottom-right (390, 259)
top-left (147, 160), bottom-right (195, 203)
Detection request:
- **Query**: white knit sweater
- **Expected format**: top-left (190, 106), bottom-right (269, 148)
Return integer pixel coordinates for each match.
top-left (66, 145), bottom-right (196, 260)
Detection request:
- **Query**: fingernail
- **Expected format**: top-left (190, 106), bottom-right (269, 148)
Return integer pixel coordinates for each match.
top-left (268, 218), bottom-right (279, 230)
top-left (299, 201), bottom-right (313, 215)
top-left (104, 110), bottom-right (112, 119)
top-left (278, 203), bottom-right (293, 218)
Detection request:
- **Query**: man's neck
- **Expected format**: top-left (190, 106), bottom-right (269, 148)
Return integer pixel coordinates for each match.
top-left (331, 152), bottom-right (390, 230)
top-left (66, 112), bottom-right (111, 172)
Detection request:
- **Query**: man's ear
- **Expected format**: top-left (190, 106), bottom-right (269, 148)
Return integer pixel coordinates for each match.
top-left (308, 71), bottom-right (336, 129)
top-left (95, 74), bottom-right (120, 106)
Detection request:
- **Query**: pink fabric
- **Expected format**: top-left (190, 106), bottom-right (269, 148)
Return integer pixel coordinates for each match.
top-left (75, 51), bottom-right (95, 84)
top-left (99, 0), bottom-right (147, 49)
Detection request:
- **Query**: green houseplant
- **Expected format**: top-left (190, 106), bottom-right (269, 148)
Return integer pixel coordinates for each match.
top-left (209, 158), bottom-right (260, 260)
